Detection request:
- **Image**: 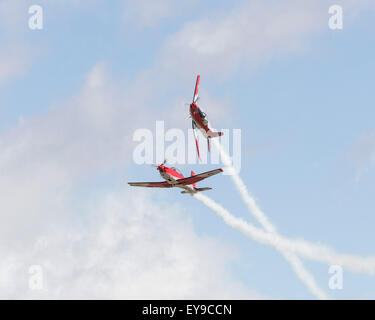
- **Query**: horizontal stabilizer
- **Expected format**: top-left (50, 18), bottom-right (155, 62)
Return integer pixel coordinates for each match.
top-left (180, 187), bottom-right (212, 195)
top-left (207, 130), bottom-right (224, 138)
top-left (194, 187), bottom-right (212, 192)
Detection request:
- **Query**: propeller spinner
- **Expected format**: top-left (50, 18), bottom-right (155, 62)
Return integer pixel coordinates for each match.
top-left (151, 159), bottom-right (167, 170)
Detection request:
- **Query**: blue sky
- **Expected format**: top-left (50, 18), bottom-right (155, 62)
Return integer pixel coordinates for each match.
top-left (1, 0), bottom-right (375, 299)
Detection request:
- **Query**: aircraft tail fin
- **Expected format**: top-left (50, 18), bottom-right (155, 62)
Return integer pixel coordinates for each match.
top-left (191, 171), bottom-right (196, 188)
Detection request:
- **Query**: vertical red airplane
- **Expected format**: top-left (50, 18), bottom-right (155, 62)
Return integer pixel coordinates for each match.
top-left (190, 75), bottom-right (223, 160)
top-left (128, 160), bottom-right (223, 195)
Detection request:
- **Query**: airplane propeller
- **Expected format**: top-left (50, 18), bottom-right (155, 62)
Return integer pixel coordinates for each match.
top-left (191, 121), bottom-right (201, 161)
top-left (151, 159), bottom-right (167, 169)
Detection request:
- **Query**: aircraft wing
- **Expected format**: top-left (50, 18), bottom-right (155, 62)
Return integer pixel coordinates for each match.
top-left (128, 181), bottom-right (172, 188)
top-left (176, 168), bottom-right (223, 186)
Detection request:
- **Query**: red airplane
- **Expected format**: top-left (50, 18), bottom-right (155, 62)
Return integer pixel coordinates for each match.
top-left (190, 75), bottom-right (223, 160)
top-left (128, 160), bottom-right (223, 195)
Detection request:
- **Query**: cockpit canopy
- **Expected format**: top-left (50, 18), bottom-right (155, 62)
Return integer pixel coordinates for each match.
top-left (198, 108), bottom-right (206, 118)
top-left (171, 167), bottom-right (183, 175)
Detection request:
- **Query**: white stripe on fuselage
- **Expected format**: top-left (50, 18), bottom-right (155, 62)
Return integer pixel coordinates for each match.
top-left (160, 172), bottom-right (196, 194)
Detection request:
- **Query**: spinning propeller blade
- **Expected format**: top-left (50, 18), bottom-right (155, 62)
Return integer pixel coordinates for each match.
top-left (151, 159), bottom-right (167, 168)
top-left (192, 75), bottom-right (200, 103)
top-left (192, 121), bottom-right (201, 161)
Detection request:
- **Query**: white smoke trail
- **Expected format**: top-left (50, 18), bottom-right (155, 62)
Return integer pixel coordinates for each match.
top-left (194, 193), bottom-right (375, 275)
top-left (211, 139), bottom-right (328, 299)
top-left (212, 139), bottom-right (275, 231)
top-left (281, 251), bottom-right (328, 299)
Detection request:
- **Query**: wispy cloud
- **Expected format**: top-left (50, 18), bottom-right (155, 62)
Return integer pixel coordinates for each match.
top-left (1, 0), bottom-right (374, 298)
top-left (0, 64), bottom-right (262, 299)
top-left (0, 189), bottom-right (262, 299)
top-left (158, 0), bottom-right (374, 79)
top-left (159, 1), bottom-right (323, 78)
top-left (123, 0), bottom-right (197, 29)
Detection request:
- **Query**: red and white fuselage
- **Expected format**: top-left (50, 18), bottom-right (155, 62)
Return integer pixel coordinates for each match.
top-left (189, 75), bottom-right (223, 159)
top-left (158, 165), bottom-right (210, 195)
top-left (190, 102), bottom-right (223, 139)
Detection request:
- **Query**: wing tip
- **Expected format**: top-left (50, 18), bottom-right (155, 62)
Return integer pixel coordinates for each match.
top-left (128, 182), bottom-right (139, 187)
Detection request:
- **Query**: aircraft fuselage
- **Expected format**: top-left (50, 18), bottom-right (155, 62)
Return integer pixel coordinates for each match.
top-left (159, 166), bottom-right (196, 195)
top-left (190, 103), bottom-right (210, 138)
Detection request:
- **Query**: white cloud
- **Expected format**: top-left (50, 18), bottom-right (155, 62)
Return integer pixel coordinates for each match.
top-left (123, 0), bottom-right (197, 28)
top-left (0, 64), bottom-right (262, 299)
top-left (158, 0), bottom-right (375, 78)
top-left (159, 1), bottom-right (322, 78)
top-left (0, 189), bottom-right (261, 299)
top-left (0, 63), bottom-right (146, 244)
top-left (1, 0), bottom-right (374, 299)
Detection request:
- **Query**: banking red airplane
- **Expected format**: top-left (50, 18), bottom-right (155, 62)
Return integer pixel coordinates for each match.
top-left (190, 75), bottom-right (223, 160)
top-left (128, 160), bottom-right (223, 195)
